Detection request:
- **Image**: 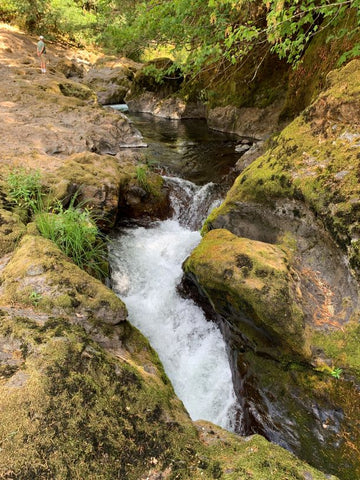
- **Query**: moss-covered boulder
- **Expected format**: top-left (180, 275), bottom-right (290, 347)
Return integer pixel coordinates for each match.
top-left (118, 164), bottom-right (171, 221)
top-left (49, 154), bottom-right (171, 229)
top-left (49, 152), bottom-right (135, 230)
top-left (184, 229), bottom-right (309, 359)
top-left (0, 234), bottom-right (127, 325)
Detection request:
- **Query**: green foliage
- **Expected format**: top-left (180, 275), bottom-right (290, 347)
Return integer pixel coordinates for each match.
top-left (108, 0), bottom-right (360, 83)
top-left (4, 0), bottom-right (359, 77)
top-left (35, 199), bottom-right (107, 278)
top-left (4, 0), bottom-right (106, 42)
top-left (6, 167), bottom-right (43, 213)
top-left (330, 367), bottom-right (343, 379)
top-left (29, 290), bottom-right (42, 306)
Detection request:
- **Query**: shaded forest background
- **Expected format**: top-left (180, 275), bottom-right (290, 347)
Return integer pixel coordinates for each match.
top-left (1, 1), bottom-right (359, 114)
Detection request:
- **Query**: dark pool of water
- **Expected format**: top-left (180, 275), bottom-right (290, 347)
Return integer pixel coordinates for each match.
top-left (126, 112), bottom-right (245, 186)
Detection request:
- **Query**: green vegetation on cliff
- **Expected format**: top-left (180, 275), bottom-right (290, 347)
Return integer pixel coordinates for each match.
top-left (204, 59), bottom-right (360, 273)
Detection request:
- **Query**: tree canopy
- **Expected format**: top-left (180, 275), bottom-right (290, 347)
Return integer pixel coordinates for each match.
top-left (1, 0), bottom-right (359, 75)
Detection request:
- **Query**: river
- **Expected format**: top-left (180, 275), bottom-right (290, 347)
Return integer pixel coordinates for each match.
top-left (109, 111), bottom-right (242, 431)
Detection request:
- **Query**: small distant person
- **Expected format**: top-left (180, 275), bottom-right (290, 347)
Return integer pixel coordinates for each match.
top-left (37, 35), bottom-right (46, 73)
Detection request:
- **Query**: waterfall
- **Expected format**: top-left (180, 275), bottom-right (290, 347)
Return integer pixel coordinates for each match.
top-left (109, 176), bottom-right (239, 430)
top-left (163, 176), bottom-right (223, 230)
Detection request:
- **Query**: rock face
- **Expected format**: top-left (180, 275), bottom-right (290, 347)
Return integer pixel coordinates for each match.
top-left (184, 60), bottom-right (360, 479)
top-left (82, 57), bottom-right (141, 105)
top-left (125, 58), bottom-right (206, 119)
top-left (207, 101), bottom-right (285, 140)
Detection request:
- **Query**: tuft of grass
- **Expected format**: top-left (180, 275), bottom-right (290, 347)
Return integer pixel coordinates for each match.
top-left (136, 165), bottom-right (152, 193)
top-left (5, 168), bottom-right (108, 278)
top-left (35, 199), bottom-right (108, 278)
top-left (6, 167), bottom-right (43, 213)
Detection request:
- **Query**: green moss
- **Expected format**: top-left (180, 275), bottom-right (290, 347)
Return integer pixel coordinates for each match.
top-left (184, 229), bottom-right (308, 359)
top-left (196, 421), bottom-right (338, 480)
top-left (0, 235), bottom-right (127, 323)
top-left (312, 320), bottom-right (360, 375)
top-left (58, 81), bottom-right (96, 102)
top-left (0, 208), bottom-right (26, 255)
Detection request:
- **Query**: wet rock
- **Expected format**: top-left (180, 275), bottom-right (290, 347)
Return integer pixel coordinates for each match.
top-left (235, 141), bottom-right (265, 172)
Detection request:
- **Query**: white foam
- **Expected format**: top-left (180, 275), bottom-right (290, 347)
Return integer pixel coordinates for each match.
top-left (109, 219), bottom-right (238, 429)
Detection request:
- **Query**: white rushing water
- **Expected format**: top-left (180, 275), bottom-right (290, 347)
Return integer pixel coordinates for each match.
top-left (109, 179), bottom-right (238, 430)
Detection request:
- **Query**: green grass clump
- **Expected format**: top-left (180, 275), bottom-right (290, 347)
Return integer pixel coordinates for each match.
top-left (6, 167), bottom-right (43, 213)
top-left (5, 168), bottom-right (108, 278)
top-left (136, 165), bottom-right (152, 193)
top-left (35, 201), bottom-right (107, 278)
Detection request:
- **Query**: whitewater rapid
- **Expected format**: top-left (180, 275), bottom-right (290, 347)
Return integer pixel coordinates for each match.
top-left (109, 180), bottom-right (238, 430)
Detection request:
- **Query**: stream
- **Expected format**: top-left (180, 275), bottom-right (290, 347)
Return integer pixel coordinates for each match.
top-left (109, 112), bottom-right (242, 430)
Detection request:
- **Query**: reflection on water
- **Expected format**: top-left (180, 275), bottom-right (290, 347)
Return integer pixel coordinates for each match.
top-left (126, 112), bottom-right (243, 185)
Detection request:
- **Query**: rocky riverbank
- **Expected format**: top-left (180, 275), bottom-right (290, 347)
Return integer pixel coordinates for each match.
top-left (184, 59), bottom-right (360, 478)
top-left (0, 23), bottom-right (354, 480)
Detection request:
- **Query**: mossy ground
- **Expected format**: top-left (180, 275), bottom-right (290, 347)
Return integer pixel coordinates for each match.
top-left (195, 421), bottom-right (338, 480)
top-left (0, 314), bottom-right (201, 480)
